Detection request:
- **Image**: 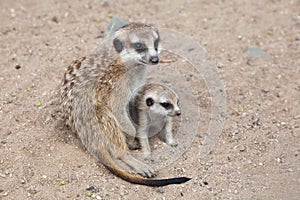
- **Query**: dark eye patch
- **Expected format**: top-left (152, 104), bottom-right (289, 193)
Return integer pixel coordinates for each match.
top-left (160, 102), bottom-right (173, 110)
top-left (132, 42), bottom-right (147, 53)
top-left (154, 38), bottom-right (159, 51)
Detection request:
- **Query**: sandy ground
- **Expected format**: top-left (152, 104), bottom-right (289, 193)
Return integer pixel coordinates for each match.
top-left (0, 0), bottom-right (299, 199)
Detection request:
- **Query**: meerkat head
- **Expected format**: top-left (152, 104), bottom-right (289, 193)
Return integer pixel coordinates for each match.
top-left (142, 84), bottom-right (181, 117)
top-left (112, 23), bottom-right (161, 66)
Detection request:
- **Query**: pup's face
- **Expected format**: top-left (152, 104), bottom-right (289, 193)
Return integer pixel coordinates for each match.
top-left (113, 23), bottom-right (161, 66)
top-left (145, 90), bottom-right (181, 117)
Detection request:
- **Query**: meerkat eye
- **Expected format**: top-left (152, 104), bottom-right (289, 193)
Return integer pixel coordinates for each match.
top-left (133, 42), bottom-right (146, 53)
top-left (146, 98), bottom-right (154, 106)
top-left (160, 102), bottom-right (173, 110)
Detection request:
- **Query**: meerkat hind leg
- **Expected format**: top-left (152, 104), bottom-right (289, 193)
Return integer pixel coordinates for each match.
top-left (120, 152), bottom-right (156, 178)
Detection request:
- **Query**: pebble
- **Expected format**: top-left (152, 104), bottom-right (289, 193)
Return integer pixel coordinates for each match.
top-left (235, 144), bottom-right (246, 152)
top-left (239, 145), bottom-right (246, 152)
top-left (70, 174), bottom-right (77, 180)
top-left (276, 157), bottom-right (282, 163)
top-left (294, 114), bottom-right (300, 119)
top-left (2, 192), bottom-right (8, 196)
top-left (96, 195), bottom-right (102, 200)
top-left (86, 186), bottom-right (95, 191)
top-left (157, 188), bottom-right (164, 193)
top-left (15, 65), bottom-right (21, 69)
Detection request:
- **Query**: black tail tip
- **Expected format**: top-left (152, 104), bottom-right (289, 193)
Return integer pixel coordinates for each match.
top-left (168, 177), bottom-right (192, 185)
top-left (147, 176), bottom-right (192, 187)
top-left (180, 177), bottom-right (192, 183)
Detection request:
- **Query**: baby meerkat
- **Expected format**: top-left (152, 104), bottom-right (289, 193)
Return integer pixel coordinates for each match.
top-left (129, 83), bottom-right (181, 157)
top-left (60, 23), bottom-right (190, 186)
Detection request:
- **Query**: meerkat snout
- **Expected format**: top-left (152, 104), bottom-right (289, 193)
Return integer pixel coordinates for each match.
top-left (175, 110), bottom-right (181, 116)
top-left (150, 55), bottom-right (159, 64)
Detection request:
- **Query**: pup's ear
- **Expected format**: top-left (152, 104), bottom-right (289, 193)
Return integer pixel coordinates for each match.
top-left (146, 98), bottom-right (154, 107)
top-left (113, 38), bottom-right (123, 53)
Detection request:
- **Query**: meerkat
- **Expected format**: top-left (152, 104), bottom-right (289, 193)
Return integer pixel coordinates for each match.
top-left (128, 83), bottom-right (181, 157)
top-left (60, 23), bottom-right (190, 186)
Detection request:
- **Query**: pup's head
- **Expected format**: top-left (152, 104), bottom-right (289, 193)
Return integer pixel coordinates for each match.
top-left (113, 23), bottom-right (161, 66)
top-left (142, 83), bottom-right (181, 117)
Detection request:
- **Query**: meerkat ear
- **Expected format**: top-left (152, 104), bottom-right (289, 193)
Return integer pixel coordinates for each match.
top-left (146, 98), bottom-right (154, 107)
top-left (113, 38), bottom-right (123, 53)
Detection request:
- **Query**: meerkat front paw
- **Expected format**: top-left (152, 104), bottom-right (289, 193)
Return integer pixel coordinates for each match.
top-left (126, 136), bottom-right (141, 150)
top-left (166, 138), bottom-right (178, 147)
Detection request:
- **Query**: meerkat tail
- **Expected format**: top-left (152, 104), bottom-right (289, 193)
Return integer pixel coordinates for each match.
top-left (105, 164), bottom-right (191, 187)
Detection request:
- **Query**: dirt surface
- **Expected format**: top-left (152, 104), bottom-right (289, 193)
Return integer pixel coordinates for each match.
top-left (0, 0), bottom-right (299, 199)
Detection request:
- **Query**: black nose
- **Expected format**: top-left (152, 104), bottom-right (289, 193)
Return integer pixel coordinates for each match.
top-left (175, 110), bottom-right (181, 116)
top-left (150, 56), bottom-right (159, 64)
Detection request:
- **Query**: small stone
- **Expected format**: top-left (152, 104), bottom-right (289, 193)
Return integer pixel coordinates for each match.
top-left (70, 174), bottom-right (77, 180)
top-left (96, 195), bottom-right (102, 200)
top-left (239, 145), bottom-right (246, 152)
top-left (15, 65), bottom-right (21, 69)
top-left (28, 188), bottom-right (38, 195)
top-left (157, 188), bottom-right (164, 193)
top-left (276, 157), bottom-right (282, 163)
top-left (261, 88), bottom-right (269, 93)
top-left (51, 16), bottom-right (59, 23)
top-left (86, 186), bottom-right (95, 191)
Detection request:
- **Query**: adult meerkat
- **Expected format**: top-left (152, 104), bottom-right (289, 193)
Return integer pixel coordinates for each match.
top-left (129, 83), bottom-right (181, 157)
top-left (60, 23), bottom-right (190, 186)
